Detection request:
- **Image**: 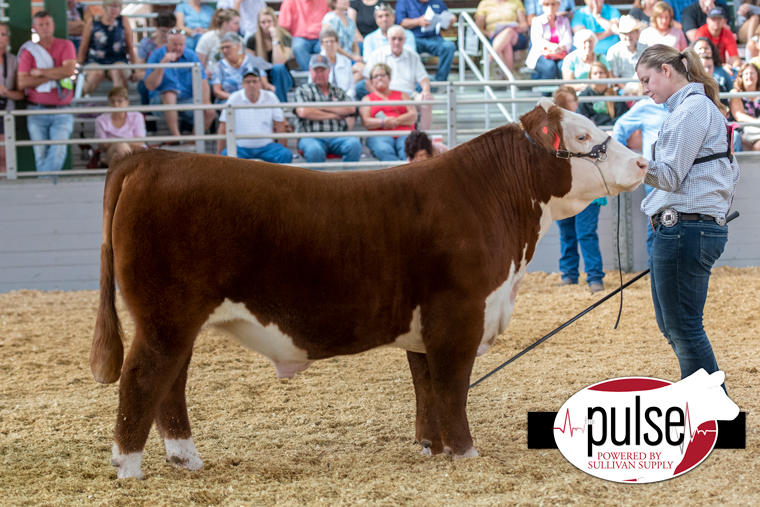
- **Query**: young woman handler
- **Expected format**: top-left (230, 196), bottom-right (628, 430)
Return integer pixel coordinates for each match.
top-left (635, 44), bottom-right (740, 386)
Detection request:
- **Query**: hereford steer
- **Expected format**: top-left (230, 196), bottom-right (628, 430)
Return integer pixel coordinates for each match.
top-left (91, 98), bottom-right (647, 479)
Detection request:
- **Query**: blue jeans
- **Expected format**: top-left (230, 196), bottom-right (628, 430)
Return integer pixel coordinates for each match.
top-left (366, 135), bottom-right (407, 161)
top-left (298, 137), bottom-right (362, 164)
top-left (292, 37), bottom-right (321, 71)
top-left (416, 35), bottom-right (455, 83)
top-left (222, 143), bottom-right (293, 164)
top-left (645, 185), bottom-right (655, 261)
top-left (26, 106), bottom-right (74, 173)
top-left (268, 64), bottom-right (294, 103)
top-left (149, 93), bottom-right (194, 125)
top-left (557, 203), bottom-right (604, 285)
top-left (650, 219), bottom-right (728, 381)
top-left (533, 56), bottom-right (563, 80)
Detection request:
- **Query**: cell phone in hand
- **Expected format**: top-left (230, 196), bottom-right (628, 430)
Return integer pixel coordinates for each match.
top-left (375, 111), bottom-right (388, 120)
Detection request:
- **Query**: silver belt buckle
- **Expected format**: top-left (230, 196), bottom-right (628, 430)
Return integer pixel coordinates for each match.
top-left (716, 216), bottom-right (726, 226)
top-left (660, 209), bottom-right (679, 227)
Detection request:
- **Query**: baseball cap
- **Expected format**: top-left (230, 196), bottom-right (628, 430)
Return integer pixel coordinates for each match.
top-left (309, 54), bottom-right (330, 69)
top-left (708, 6), bottom-right (727, 19)
top-left (242, 65), bottom-right (263, 78)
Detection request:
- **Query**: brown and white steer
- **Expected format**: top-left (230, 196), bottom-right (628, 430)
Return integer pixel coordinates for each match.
top-left (91, 99), bottom-right (647, 479)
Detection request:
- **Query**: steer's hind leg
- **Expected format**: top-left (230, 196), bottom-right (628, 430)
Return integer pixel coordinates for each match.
top-left (155, 351), bottom-right (203, 471)
top-left (112, 323), bottom-right (197, 479)
top-left (407, 351), bottom-right (444, 455)
top-left (420, 302), bottom-right (481, 459)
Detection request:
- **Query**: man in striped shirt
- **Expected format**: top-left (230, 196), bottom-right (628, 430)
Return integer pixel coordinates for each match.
top-left (294, 54), bottom-right (363, 164)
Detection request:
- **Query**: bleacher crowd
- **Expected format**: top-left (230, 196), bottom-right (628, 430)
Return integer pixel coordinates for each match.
top-left (3, 0), bottom-right (760, 175)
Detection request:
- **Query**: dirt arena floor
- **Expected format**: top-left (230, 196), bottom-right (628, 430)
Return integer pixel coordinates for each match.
top-left (0, 267), bottom-right (758, 506)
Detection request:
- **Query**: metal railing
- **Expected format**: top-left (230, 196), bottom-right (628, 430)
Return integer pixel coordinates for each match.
top-left (457, 11), bottom-right (517, 125)
top-left (6, 76), bottom-right (760, 180)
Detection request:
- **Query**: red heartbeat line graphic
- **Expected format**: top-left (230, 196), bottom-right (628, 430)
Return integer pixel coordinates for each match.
top-left (555, 403), bottom-right (718, 455)
top-left (553, 408), bottom-right (591, 437)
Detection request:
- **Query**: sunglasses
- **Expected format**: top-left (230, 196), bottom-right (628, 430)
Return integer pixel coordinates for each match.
top-left (371, 73), bottom-right (388, 79)
top-left (169, 28), bottom-right (187, 35)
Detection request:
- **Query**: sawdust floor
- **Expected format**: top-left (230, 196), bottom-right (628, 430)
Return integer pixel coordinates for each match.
top-left (0, 267), bottom-right (759, 506)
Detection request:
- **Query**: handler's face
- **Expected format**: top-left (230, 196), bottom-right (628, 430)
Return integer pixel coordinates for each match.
top-left (638, 64), bottom-right (672, 104)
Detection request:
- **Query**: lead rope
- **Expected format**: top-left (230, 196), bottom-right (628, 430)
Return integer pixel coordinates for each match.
top-left (592, 158), bottom-right (623, 329)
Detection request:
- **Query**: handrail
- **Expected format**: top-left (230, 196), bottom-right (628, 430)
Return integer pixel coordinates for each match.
top-left (6, 80), bottom-right (760, 180)
top-left (457, 11), bottom-right (517, 125)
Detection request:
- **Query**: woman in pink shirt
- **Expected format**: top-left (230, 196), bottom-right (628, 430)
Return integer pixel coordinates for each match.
top-left (526, 0), bottom-right (573, 80)
top-left (95, 87), bottom-right (146, 167)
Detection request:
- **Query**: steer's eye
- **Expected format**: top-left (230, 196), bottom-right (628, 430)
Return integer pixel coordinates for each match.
top-left (577, 134), bottom-right (588, 141)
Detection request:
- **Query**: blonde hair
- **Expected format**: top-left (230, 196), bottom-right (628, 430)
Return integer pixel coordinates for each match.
top-left (589, 61), bottom-right (619, 119)
top-left (253, 7), bottom-right (292, 60)
top-left (210, 8), bottom-right (240, 32)
top-left (573, 29), bottom-right (598, 49)
top-left (370, 63), bottom-right (392, 79)
top-left (636, 44), bottom-right (727, 115)
top-left (650, 1), bottom-right (674, 28)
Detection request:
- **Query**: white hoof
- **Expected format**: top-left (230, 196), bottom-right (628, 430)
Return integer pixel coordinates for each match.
top-left (164, 438), bottom-right (204, 471)
top-left (420, 446), bottom-right (433, 456)
top-left (453, 447), bottom-right (480, 460)
top-left (112, 443), bottom-right (143, 479)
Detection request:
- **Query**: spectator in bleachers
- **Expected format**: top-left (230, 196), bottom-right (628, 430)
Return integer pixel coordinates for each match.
top-left (196, 8), bottom-right (241, 77)
top-left (0, 23), bottom-right (24, 173)
top-left (349, 0), bottom-right (380, 54)
top-left (359, 63), bottom-right (417, 161)
top-left (682, 0), bottom-right (729, 43)
top-left (67, 0), bottom-right (91, 53)
top-left (730, 63), bottom-right (760, 150)
top-left (694, 7), bottom-right (741, 69)
top-left (279, 0), bottom-right (330, 71)
top-left (95, 86), bottom-right (146, 167)
top-left (17, 12), bottom-right (76, 174)
top-left (628, 0), bottom-right (653, 23)
top-left (294, 54), bottom-right (362, 164)
top-left (576, 61), bottom-right (628, 125)
top-left (216, 0), bottom-right (267, 40)
top-left (324, 0), bottom-right (363, 63)
top-left (363, 25), bottom-right (434, 129)
top-left (524, 0), bottom-right (574, 25)
top-left (217, 65), bottom-right (293, 163)
top-left (135, 11), bottom-right (175, 109)
top-left (606, 15), bottom-right (647, 78)
top-left (247, 7), bottom-right (295, 104)
top-left (526, 0), bottom-right (573, 80)
top-left (475, 0), bottom-right (530, 74)
top-left (144, 29), bottom-right (216, 138)
top-left (553, 85), bottom-right (578, 111)
top-left (611, 86), bottom-right (668, 256)
top-left (396, 0), bottom-right (457, 85)
top-left (694, 37), bottom-right (733, 94)
top-left (738, 1), bottom-right (760, 46)
top-left (639, 2), bottom-right (688, 51)
top-left (562, 30), bottom-right (609, 90)
top-left (362, 4), bottom-right (417, 60)
top-left (571, 0), bottom-right (620, 55)
top-left (213, 33), bottom-right (275, 102)
top-left (77, 0), bottom-right (137, 96)
top-left (404, 129), bottom-right (448, 161)
top-left (311, 28), bottom-right (357, 100)
top-left (175, 0), bottom-right (215, 51)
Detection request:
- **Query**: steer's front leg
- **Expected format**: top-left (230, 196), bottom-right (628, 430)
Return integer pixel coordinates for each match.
top-left (407, 351), bottom-right (444, 455)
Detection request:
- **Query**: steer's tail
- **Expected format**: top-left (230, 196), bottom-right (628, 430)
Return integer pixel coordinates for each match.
top-left (90, 162), bottom-right (128, 384)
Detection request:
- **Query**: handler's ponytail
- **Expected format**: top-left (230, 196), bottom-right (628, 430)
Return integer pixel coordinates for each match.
top-left (636, 44), bottom-right (726, 116)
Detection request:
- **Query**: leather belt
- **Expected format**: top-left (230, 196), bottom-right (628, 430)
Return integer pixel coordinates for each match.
top-left (650, 209), bottom-right (726, 230)
top-left (27, 101), bottom-right (66, 108)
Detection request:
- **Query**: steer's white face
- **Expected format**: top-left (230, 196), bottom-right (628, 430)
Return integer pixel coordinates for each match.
top-left (540, 98), bottom-right (648, 221)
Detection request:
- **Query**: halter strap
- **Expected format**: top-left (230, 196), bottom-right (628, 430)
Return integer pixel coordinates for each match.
top-left (520, 123), bottom-right (612, 161)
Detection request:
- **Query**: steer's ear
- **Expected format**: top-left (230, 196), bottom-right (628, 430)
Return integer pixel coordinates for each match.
top-left (519, 100), bottom-right (566, 152)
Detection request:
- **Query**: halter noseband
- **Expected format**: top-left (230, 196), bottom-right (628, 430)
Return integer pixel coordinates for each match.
top-left (521, 124), bottom-right (611, 162)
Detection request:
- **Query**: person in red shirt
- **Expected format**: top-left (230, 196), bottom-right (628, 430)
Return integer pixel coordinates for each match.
top-left (17, 11), bottom-right (77, 173)
top-left (278, 0), bottom-right (330, 70)
top-left (694, 6), bottom-right (741, 69)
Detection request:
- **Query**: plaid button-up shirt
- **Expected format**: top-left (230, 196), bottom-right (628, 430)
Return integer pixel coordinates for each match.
top-left (642, 83), bottom-right (740, 220)
top-left (294, 83), bottom-right (350, 134)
